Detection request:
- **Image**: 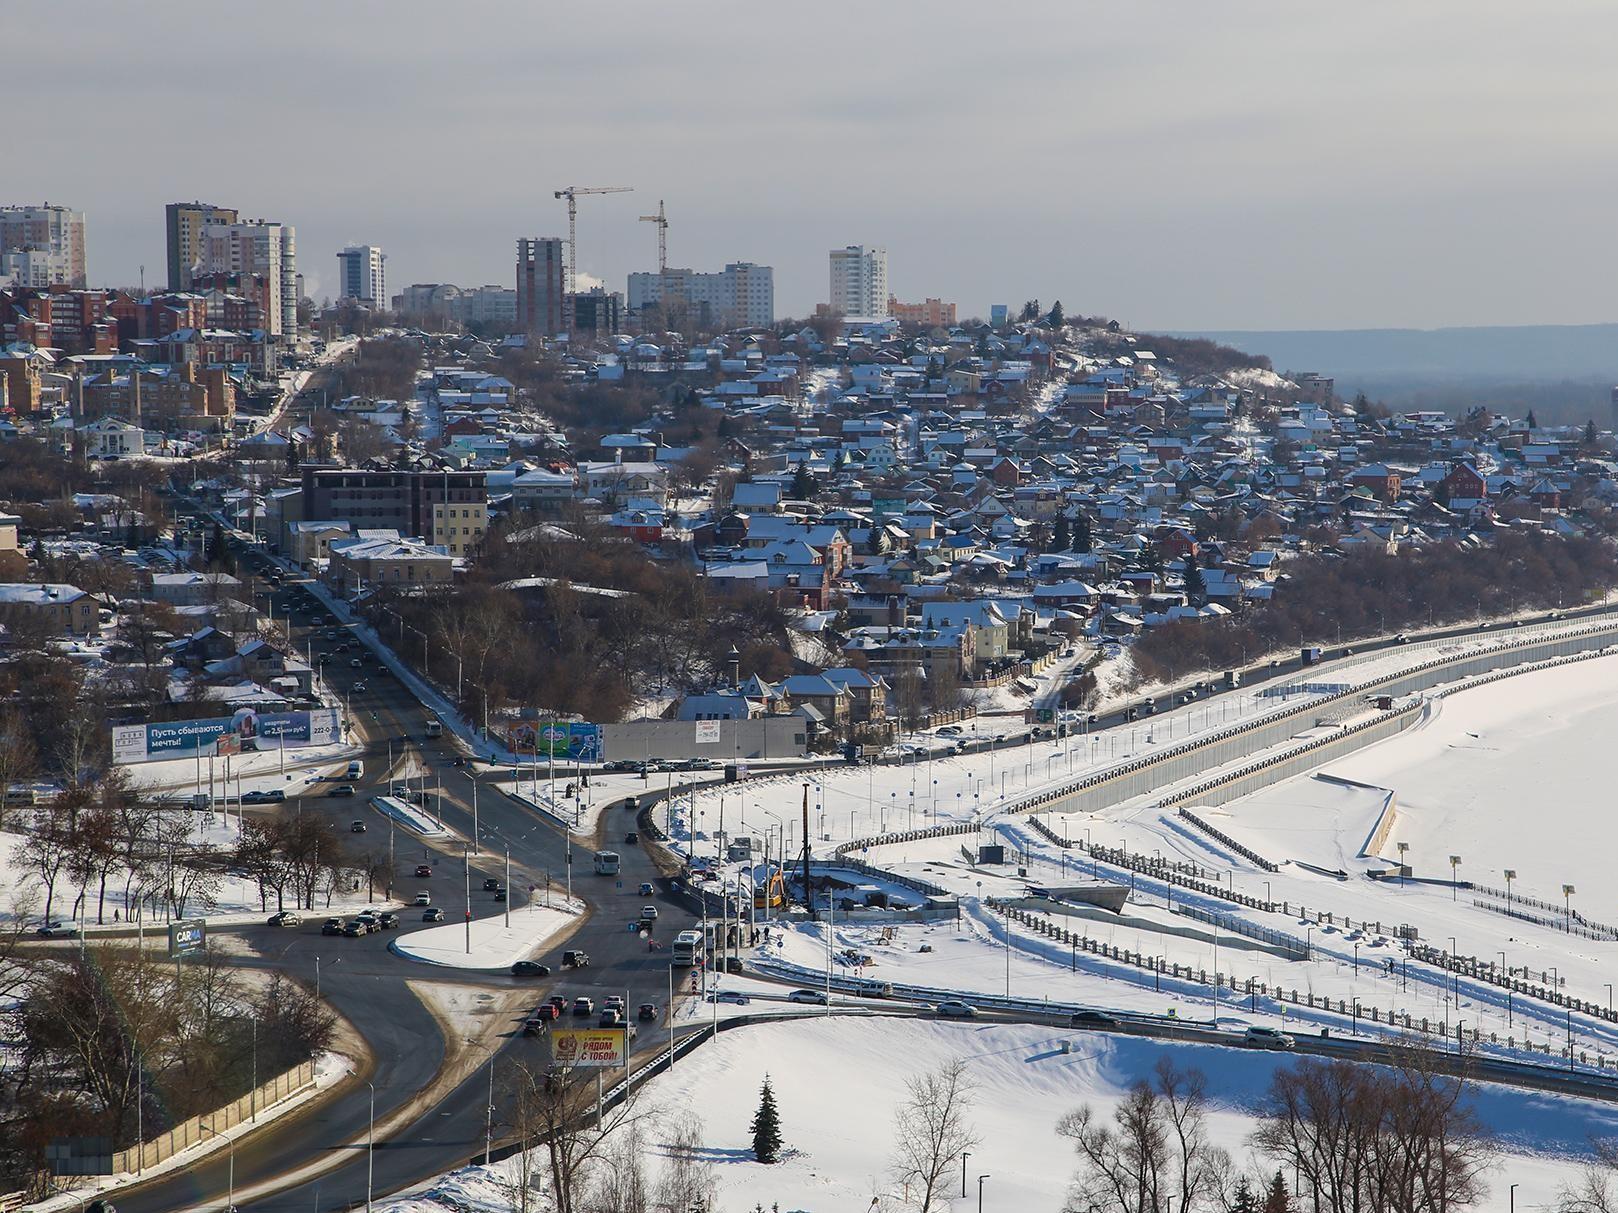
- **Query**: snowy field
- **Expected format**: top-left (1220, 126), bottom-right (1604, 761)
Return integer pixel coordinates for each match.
top-left (379, 1018), bottom-right (1614, 1213)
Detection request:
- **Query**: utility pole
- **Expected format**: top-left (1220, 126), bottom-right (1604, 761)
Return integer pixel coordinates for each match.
top-left (799, 781), bottom-right (814, 919)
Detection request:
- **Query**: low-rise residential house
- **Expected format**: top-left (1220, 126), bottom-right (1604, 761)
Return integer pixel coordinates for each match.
top-left (0, 583), bottom-right (98, 635)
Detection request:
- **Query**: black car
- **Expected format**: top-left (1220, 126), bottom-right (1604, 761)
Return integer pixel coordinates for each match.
top-left (624, 831), bottom-right (638, 844)
top-left (482, 877), bottom-right (500, 890)
top-left (1070, 1010), bottom-right (1120, 1029)
top-left (511, 960), bottom-right (551, 977)
top-left (378, 912), bottom-right (400, 929)
top-left (321, 917), bottom-right (345, 936)
top-left (493, 888), bottom-right (508, 902)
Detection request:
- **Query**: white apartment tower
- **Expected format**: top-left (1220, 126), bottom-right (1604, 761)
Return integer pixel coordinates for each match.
top-left (0, 205), bottom-right (87, 288)
top-left (829, 245), bottom-right (888, 319)
top-left (337, 244), bottom-right (387, 308)
top-left (199, 219), bottom-right (298, 343)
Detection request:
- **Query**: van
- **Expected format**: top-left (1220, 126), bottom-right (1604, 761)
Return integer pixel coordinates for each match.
top-left (424, 721), bottom-right (443, 739)
top-left (346, 760), bottom-right (363, 779)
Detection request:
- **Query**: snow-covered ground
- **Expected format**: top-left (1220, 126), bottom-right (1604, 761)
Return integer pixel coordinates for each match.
top-left (390, 896), bottom-right (584, 970)
top-left (378, 1019), bottom-right (1613, 1213)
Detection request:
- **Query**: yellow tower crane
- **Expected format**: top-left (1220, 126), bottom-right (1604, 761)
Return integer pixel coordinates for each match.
top-left (552, 186), bottom-right (633, 292)
top-left (639, 199), bottom-right (669, 273)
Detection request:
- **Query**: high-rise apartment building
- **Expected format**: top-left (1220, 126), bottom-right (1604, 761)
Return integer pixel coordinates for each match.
top-left (0, 205), bottom-right (87, 288)
top-left (829, 245), bottom-right (888, 319)
top-left (516, 237), bottom-right (565, 335)
top-left (165, 201), bottom-right (238, 290)
top-left (337, 245), bottom-right (387, 308)
top-left (627, 262), bottom-right (774, 329)
top-left (198, 220), bottom-right (297, 343)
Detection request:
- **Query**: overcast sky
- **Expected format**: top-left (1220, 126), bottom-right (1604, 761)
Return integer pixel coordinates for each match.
top-left (10, 1), bottom-right (1618, 330)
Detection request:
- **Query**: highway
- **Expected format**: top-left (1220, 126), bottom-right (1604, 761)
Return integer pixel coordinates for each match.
top-left (112, 567), bottom-right (700, 1213)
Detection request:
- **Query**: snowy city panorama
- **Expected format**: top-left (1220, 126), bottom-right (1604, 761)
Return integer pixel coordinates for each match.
top-left (13, 4), bottom-right (1618, 1212)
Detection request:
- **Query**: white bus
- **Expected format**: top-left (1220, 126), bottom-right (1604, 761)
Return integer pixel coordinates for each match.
top-left (593, 850), bottom-right (620, 876)
top-left (671, 929), bottom-right (704, 966)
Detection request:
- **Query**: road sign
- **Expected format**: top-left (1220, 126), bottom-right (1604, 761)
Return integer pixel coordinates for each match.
top-left (551, 1027), bottom-right (627, 1069)
top-left (168, 918), bottom-right (206, 958)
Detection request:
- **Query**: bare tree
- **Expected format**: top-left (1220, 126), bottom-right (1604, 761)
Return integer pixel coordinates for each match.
top-left (652, 1109), bottom-right (718, 1213)
top-left (890, 1057), bottom-right (980, 1213)
top-left (584, 1121), bottom-right (650, 1213)
top-left (0, 707), bottom-right (38, 834)
top-left (502, 1059), bottom-right (653, 1213)
top-left (1559, 1139), bottom-right (1618, 1212)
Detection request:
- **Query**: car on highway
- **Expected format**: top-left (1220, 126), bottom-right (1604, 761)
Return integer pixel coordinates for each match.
top-left (330, 785), bottom-right (356, 798)
top-left (482, 877), bottom-right (500, 890)
top-left (547, 994), bottom-right (568, 1013)
top-left (603, 995), bottom-right (625, 1012)
top-left (413, 892), bottom-right (432, 906)
top-left (349, 658), bottom-right (362, 668)
top-left (322, 917), bottom-right (345, 936)
top-left (1243, 1026), bottom-right (1296, 1050)
top-left (598, 1008), bottom-right (624, 1027)
top-left (855, 979), bottom-right (893, 998)
top-left (637, 1002), bottom-right (658, 1021)
top-left (934, 1000), bottom-right (979, 1019)
top-left (422, 907), bottom-right (445, 922)
top-left (710, 989), bottom-right (751, 1005)
top-left (572, 997), bottom-right (594, 1016)
top-left (624, 830), bottom-right (638, 844)
top-left (35, 921), bottom-right (82, 938)
top-left (562, 950), bottom-right (589, 968)
top-left (787, 988), bottom-right (828, 1005)
top-left (267, 911), bottom-right (302, 928)
top-left (511, 960), bottom-right (551, 977)
top-left (353, 681), bottom-right (367, 693)
top-left (240, 789), bottom-right (286, 804)
top-left (342, 921), bottom-right (369, 937)
top-left (350, 820), bottom-right (367, 833)
top-left (638, 881), bottom-right (655, 896)
top-left (493, 887), bottom-right (508, 902)
top-left (415, 864), bottom-right (433, 877)
top-left (378, 912), bottom-right (400, 929)
top-left (1070, 1010), bottom-right (1120, 1029)
top-left (640, 905), bottom-right (658, 921)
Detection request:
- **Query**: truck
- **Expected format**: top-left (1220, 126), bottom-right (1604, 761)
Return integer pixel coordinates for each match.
top-left (1223, 669), bottom-right (1241, 690)
top-left (1300, 646), bottom-right (1324, 666)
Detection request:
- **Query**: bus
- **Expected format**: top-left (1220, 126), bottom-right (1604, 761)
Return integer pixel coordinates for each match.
top-left (592, 850), bottom-right (620, 876)
top-left (671, 929), bottom-right (704, 966)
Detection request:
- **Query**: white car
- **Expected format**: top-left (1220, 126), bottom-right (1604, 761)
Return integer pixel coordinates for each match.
top-left (1243, 1026), bottom-right (1296, 1050)
top-left (710, 989), bottom-right (751, 1005)
top-left (640, 905), bottom-right (659, 921)
top-left (787, 988), bottom-right (829, 1005)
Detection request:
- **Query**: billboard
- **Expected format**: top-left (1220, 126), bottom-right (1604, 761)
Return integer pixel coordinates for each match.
top-left (694, 720), bottom-right (721, 745)
top-left (550, 1027), bottom-right (627, 1069)
top-left (505, 721), bottom-right (602, 763)
top-left (168, 919), bottom-right (206, 958)
top-left (113, 708), bottom-right (341, 764)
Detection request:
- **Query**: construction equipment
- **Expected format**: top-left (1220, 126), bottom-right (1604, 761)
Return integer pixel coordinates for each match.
top-left (639, 199), bottom-right (669, 273)
top-left (553, 186), bottom-right (633, 292)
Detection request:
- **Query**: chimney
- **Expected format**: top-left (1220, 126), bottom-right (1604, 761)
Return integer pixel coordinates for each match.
top-left (74, 372), bottom-right (84, 420)
top-left (130, 368), bottom-right (141, 426)
top-left (727, 644), bottom-right (741, 689)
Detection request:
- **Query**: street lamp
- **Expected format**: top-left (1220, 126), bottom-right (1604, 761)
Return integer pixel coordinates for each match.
top-left (1449, 854), bottom-right (1461, 900)
top-left (1396, 841), bottom-right (1409, 886)
top-left (366, 1079), bottom-right (376, 1213)
top-left (1504, 868), bottom-right (1516, 907)
top-left (1563, 884), bottom-right (1576, 932)
top-left (978, 1174), bottom-right (990, 1213)
top-left (961, 1151), bottom-right (971, 1198)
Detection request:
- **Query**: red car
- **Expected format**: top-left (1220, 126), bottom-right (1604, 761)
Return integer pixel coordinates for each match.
top-left (414, 864), bottom-right (432, 878)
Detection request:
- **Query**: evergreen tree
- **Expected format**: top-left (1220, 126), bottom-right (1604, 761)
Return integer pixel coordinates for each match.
top-left (750, 1075), bottom-right (783, 1163)
top-left (717, 414), bottom-right (733, 438)
top-left (1052, 513), bottom-right (1070, 552)
top-left (286, 437), bottom-right (301, 472)
top-left (1586, 418), bottom-right (1599, 446)
top-left (1230, 1175), bottom-right (1259, 1213)
top-left (1263, 1169), bottom-right (1292, 1213)
top-left (1526, 408), bottom-right (1539, 429)
top-left (209, 520), bottom-right (227, 564)
top-left (1048, 300), bottom-right (1064, 329)
top-left (1142, 542), bottom-right (1163, 575)
top-left (866, 525), bottom-right (889, 556)
top-left (1020, 299), bottom-right (1041, 322)
top-left (1183, 556), bottom-right (1206, 603)
top-left (1072, 512), bottom-right (1092, 554)
top-left (790, 461), bottom-right (816, 501)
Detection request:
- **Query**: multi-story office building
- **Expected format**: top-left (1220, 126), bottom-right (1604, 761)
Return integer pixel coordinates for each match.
top-left (829, 245), bottom-right (888, 318)
top-left (516, 237), bottom-right (564, 335)
top-left (198, 220), bottom-right (297, 342)
top-left (627, 262), bottom-right (774, 329)
top-left (337, 245), bottom-right (387, 308)
top-left (566, 287), bottom-right (623, 336)
top-left (0, 205), bottom-right (87, 288)
top-left (165, 201), bottom-right (238, 290)
top-left (299, 466), bottom-right (488, 550)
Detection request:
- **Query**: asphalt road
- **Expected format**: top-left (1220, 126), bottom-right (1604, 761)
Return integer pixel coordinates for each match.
top-left (113, 571), bottom-right (700, 1213)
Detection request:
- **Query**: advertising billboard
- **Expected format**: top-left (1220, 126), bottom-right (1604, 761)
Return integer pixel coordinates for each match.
top-left (113, 707), bottom-right (342, 764)
top-left (504, 721), bottom-right (602, 763)
top-left (694, 720), bottom-right (721, 745)
top-left (168, 919), bottom-right (206, 958)
top-left (550, 1027), bottom-right (627, 1069)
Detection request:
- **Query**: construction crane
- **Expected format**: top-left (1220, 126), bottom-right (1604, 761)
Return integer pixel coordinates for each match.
top-left (553, 185), bottom-right (632, 292)
top-left (639, 199), bottom-right (669, 273)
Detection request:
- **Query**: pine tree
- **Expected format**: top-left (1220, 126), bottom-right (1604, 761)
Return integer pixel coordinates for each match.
top-left (1052, 514), bottom-right (1070, 551)
top-left (1048, 300), bottom-right (1064, 329)
top-left (866, 525), bottom-right (889, 557)
top-left (790, 461), bottom-right (816, 501)
top-left (1183, 556), bottom-right (1206, 603)
top-left (750, 1075), bottom-right (783, 1163)
top-left (1526, 408), bottom-right (1539, 429)
top-left (1263, 1169), bottom-right (1292, 1213)
top-left (1072, 512), bottom-right (1092, 554)
top-left (286, 438), bottom-right (300, 472)
top-left (1586, 418), bottom-right (1599, 446)
top-left (1230, 1175), bottom-right (1259, 1213)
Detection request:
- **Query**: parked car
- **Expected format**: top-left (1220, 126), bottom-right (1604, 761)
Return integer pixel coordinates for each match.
top-left (422, 907), bottom-right (445, 922)
top-left (935, 1000), bottom-right (979, 1019)
top-left (787, 988), bottom-right (828, 1005)
top-left (1243, 1026), bottom-right (1296, 1050)
top-left (512, 960), bottom-right (551, 977)
top-left (267, 911), bottom-right (302, 928)
top-left (36, 921), bottom-right (82, 938)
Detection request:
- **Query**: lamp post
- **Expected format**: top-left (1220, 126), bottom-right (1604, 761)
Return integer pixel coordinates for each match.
top-left (366, 1079), bottom-right (375, 1213)
top-left (978, 1174), bottom-right (990, 1213)
top-left (1504, 868), bottom-right (1516, 908)
top-left (1396, 841), bottom-right (1409, 886)
top-left (961, 1151), bottom-right (970, 1198)
top-left (1563, 883), bottom-right (1576, 932)
top-left (1449, 854), bottom-right (1461, 900)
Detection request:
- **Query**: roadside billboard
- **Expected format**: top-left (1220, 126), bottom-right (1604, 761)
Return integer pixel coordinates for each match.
top-left (550, 1027), bottom-right (627, 1069)
top-left (694, 720), bottom-right (722, 745)
top-left (505, 721), bottom-right (602, 763)
top-left (168, 919), bottom-right (206, 958)
top-left (113, 707), bottom-right (341, 764)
